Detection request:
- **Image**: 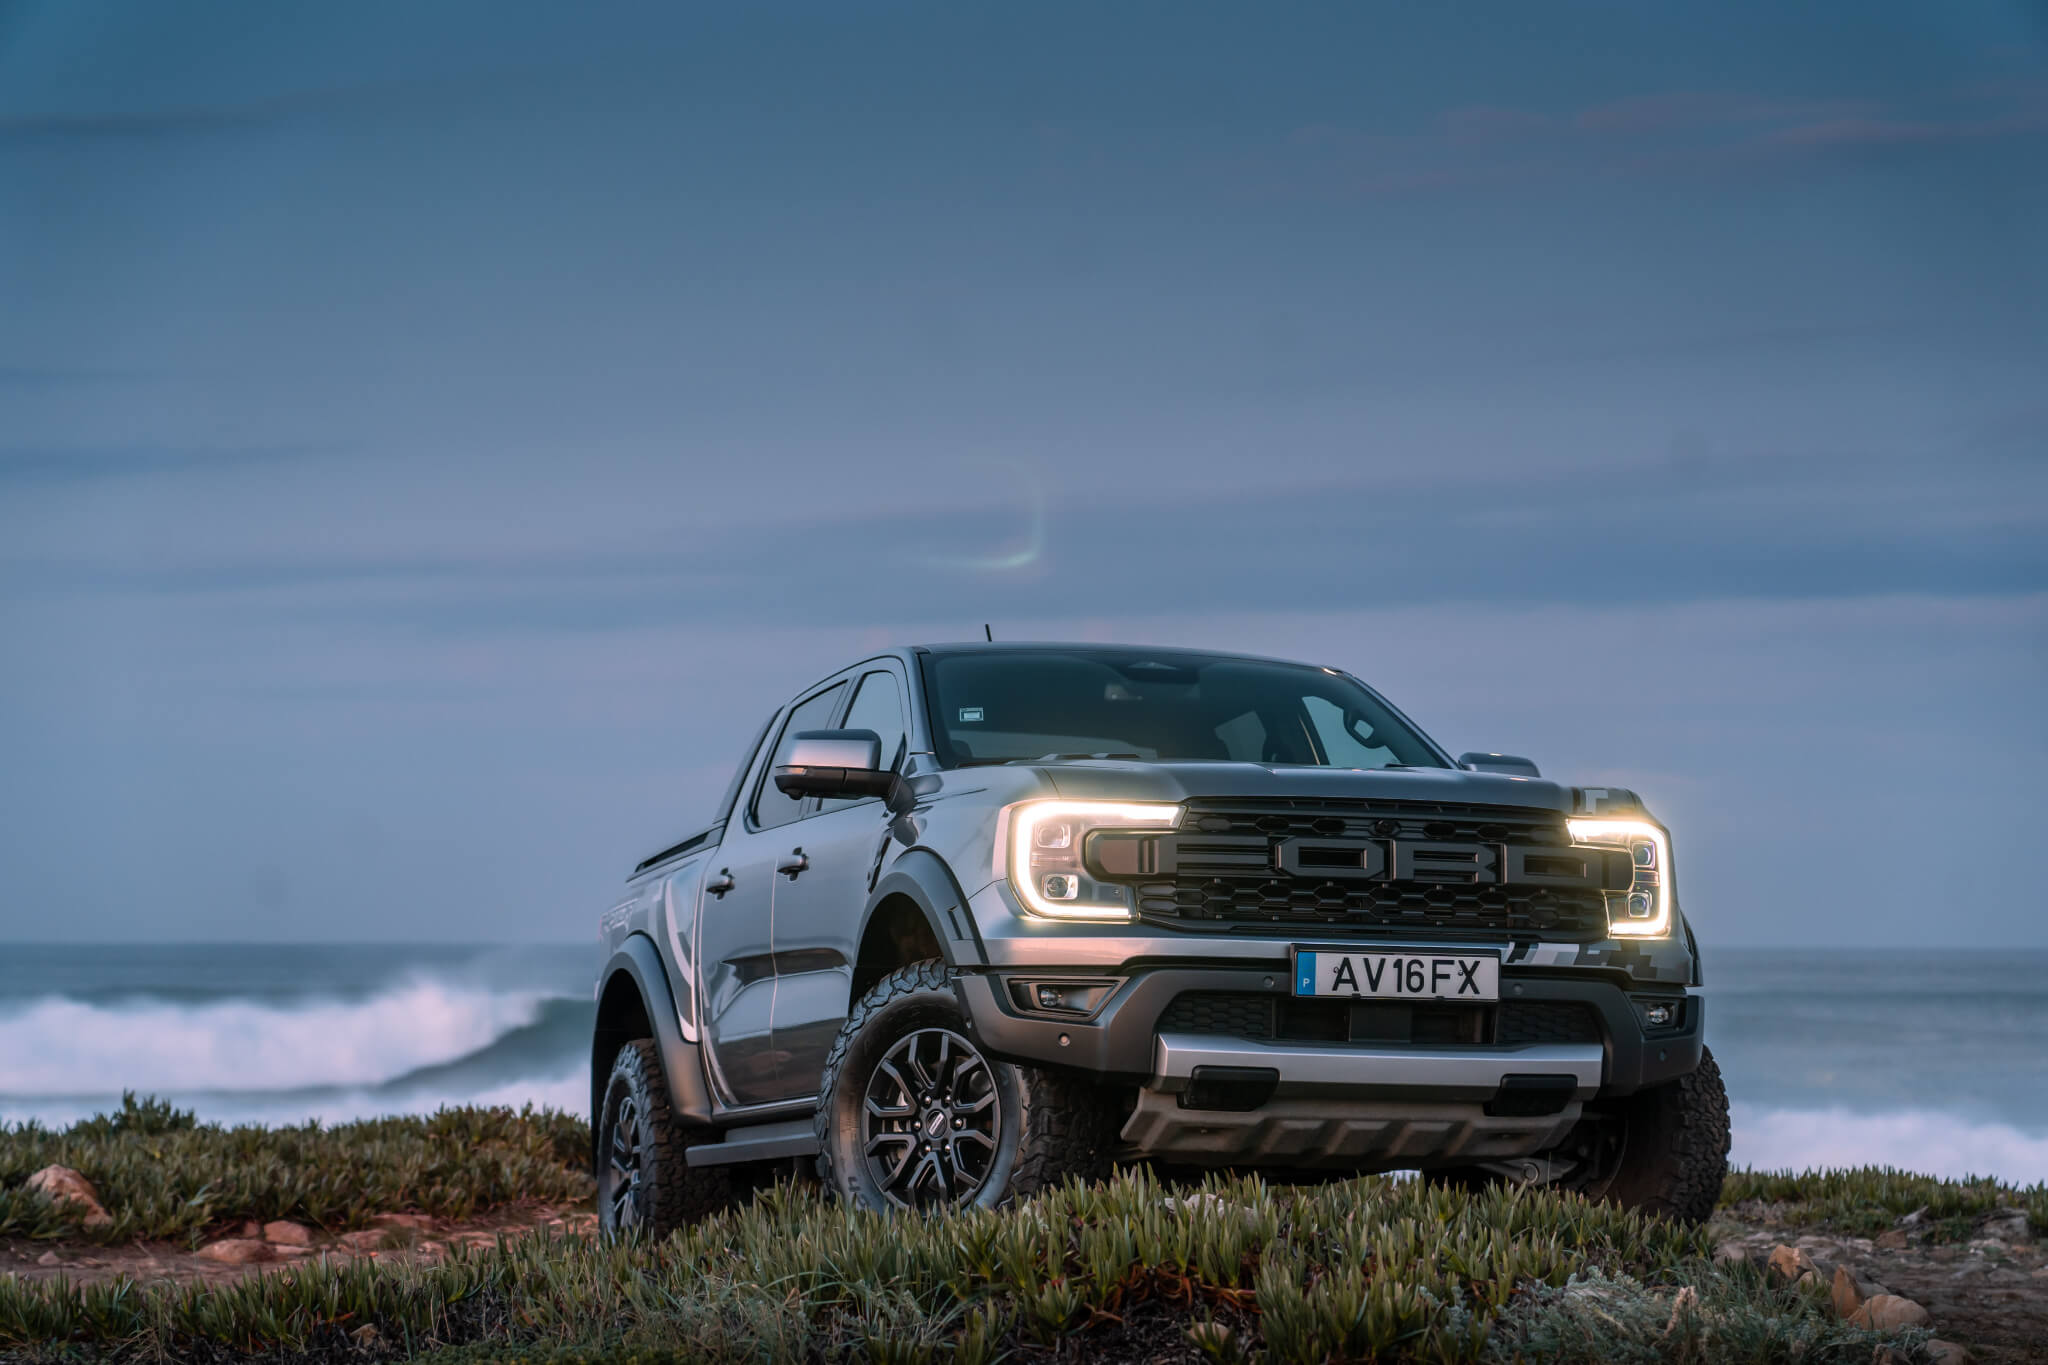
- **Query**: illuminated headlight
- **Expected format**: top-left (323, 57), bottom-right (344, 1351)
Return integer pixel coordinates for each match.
top-left (1567, 817), bottom-right (1674, 938)
top-left (999, 800), bottom-right (1182, 921)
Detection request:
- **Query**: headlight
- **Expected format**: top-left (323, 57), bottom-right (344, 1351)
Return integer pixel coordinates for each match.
top-left (1568, 817), bottom-right (1673, 937)
top-left (998, 800), bottom-right (1182, 921)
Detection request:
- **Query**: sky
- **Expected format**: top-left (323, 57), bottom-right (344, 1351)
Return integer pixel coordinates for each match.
top-left (1, 0), bottom-right (2044, 947)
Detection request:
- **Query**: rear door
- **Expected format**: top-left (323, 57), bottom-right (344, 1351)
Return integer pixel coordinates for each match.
top-left (697, 679), bottom-right (846, 1109)
top-left (767, 662), bottom-right (912, 1097)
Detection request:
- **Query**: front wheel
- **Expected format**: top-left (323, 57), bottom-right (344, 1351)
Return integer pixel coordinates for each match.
top-left (814, 960), bottom-right (1113, 1211)
top-left (1569, 1046), bottom-right (1731, 1224)
top-left (1427, 1047), bottom-right (1731, 1224)
top-left (596, 1039), bottom-right (733, 1238)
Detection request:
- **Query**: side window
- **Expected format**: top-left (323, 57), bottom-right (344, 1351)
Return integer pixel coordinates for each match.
top-left (1302, 694), bottom-right (1399, 769)
top-left (821, 671), bottom-right (908, 811)
top-left (715, 712), bottom-right (779, 823)
top-left (751, 682), bottom-right (847, 830)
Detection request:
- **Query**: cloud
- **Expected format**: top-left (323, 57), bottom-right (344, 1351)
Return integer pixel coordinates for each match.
top-left (1766, 110), bottom-right (2048, 149)
top-left (1270, 82), bottom-right (2048, 199)
top-left (6, 449), bottom-right (2039, 633)
top-left (0, 445), bottom-right (343, 485)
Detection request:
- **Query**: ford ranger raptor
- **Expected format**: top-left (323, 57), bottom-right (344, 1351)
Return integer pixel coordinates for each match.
top-left (591, 643), bottom-right (1728, 1231)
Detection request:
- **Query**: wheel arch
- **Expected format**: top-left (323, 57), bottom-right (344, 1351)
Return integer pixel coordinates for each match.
top-left (850, 849), bottom-right (985, 1008)
top-left (591, 934), bottom-right (712, 1167)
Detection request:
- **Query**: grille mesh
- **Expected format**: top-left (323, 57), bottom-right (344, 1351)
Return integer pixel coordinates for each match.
top-left (1129, 798), bottom-right (1608, 938)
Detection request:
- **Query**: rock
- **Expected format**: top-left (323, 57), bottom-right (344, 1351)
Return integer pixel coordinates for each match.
top-left (1876, 1229), bottom-right (1909, 1249)
top-left (1924, 1341), bottom-right (1974, 1365)
top-left (196, 1238), bottom-right (275, 1265)
top-left (1713, 1239), bottom-right (1751, 1267)
top-left (25, 1166), bottom-right (114, 1229)
top-left (1831, 1265), bottom-right (1866, 1319)
top-left (1979, 1209), bottom-right (2033, 1244)
top-left (370, 1213), bottom-right (436, 1232)
top-left (262, 1220), bottom-right (314, 1246)
top-left (1767, 1244), bottom-right (1819, 1284)
top-left (1871, 1349), bottom-right (1911, 1365)
top-left (1847, 1294), bottom-right (1931, 1331)
top-left (35, 1250), bottom-right (62, 1267)
top-left (338, 1229), bottom-right (389, 1253)
top-left (1897, 1205), bottom-right (1930, 1227)
top-left (350, 1324), bottom-right (381, 1347)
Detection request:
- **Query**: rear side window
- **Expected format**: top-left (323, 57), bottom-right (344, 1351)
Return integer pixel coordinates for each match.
top-left (751, 683), bottom-right (847, 830)
top-left (821, 670), bottom-right (908, 812)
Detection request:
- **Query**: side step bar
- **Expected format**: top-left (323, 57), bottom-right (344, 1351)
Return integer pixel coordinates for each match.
top-left (684, 1118), bottom-right (821, 1168)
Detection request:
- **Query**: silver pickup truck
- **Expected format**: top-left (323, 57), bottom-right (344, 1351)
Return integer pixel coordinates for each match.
top-left (591, 643), bottom-right (1727, 1231)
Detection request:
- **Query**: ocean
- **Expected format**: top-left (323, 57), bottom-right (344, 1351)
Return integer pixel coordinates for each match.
top-left (3, 944), bottom-right (2044, 1184)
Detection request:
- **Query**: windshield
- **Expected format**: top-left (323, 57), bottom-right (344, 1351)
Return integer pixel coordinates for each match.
top-left (919, 649), bottom-right (1448, 769)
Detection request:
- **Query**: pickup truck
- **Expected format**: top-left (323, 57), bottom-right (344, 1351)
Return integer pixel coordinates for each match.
top-left (591, 643), bottom-right (1727, 1230)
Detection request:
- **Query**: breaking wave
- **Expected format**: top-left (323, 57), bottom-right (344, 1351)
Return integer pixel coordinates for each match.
top-left (0, 976), bottom-right (594, 1128)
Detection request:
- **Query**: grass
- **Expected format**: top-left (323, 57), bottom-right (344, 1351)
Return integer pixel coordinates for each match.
top-left (0, 1094), bottom-right (591, 1246)
top-left (1721, 1166), bottom-right (2048, 1243)
top-left (8, 1166), bottom-right (1907, 1364)
top-left (3, 1100), bottom-right (2036, 1362)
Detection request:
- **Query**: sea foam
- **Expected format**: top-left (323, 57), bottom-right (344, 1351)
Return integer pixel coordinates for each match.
top-left (1731, 1102), bottom-right (2048, 1184)
top-left (0, 979), bottom-right (549, 1094)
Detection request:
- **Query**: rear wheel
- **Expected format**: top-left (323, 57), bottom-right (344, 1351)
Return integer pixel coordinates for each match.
top-left (596, 1039), bottom-right (733, 1238)
top-left (815, 960), bottom-right (1114, 1210)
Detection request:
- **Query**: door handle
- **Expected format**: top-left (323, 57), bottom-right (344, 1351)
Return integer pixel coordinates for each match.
top-left (776, 848), bottom-right (809, 878)
top-left (706, 869), bottom-right (735, 898)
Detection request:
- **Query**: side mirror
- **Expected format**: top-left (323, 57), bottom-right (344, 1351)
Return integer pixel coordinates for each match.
top-left (1458, 751), bottom-right (1541, 778)
top-left (774, 730), bottom-right (911, 811)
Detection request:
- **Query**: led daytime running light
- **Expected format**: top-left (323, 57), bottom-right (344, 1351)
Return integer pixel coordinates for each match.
top-left (1005, 800), bottom-right (1181, 921)
top-left (1567, 817), bottom-right (1674, 938)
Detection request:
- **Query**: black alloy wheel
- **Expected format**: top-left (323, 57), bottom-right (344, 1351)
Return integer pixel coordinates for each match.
top-left (596, 1038), bottom-right (732, 1239)
top-left (859, 1026), bottom-right (1002, 1208)
top-left (601, 1088), bottom-right (647, 1231)
top-left (814, 960), bottom-right (1117, 1213)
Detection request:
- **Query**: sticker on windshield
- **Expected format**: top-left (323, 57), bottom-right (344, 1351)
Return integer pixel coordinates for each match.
top-left (958, 707), bottom-right (984, 722)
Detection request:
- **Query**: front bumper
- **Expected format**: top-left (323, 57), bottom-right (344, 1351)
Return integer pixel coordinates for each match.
top-left (957, 964), bottom-right (1701, 1094)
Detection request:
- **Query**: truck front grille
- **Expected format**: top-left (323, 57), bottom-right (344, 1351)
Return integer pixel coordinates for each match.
top-left (1157, 992), bottom-right (1603, 1048)
top-left (1121, 797), bottom-right (1610, 939)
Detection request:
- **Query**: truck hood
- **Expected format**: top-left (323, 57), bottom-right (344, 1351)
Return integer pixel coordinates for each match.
top-left (1037, 760), bottom-right (1580, 813)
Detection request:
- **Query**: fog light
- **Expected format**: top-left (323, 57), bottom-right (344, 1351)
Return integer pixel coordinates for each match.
top-left (1626, 891), bottom-right (1654, 919)
top-left (1036, 986), bottom-right (1063, 1010)
top-left (1042, 873), bottom-right (1077, 900)
top-left (1645, 1003), bottom-right (1675, 1027)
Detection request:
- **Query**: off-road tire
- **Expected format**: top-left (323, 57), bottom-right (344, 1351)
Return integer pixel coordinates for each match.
top-left (814, 959), bottom-right (1114, 1210)
top-left (1425, 1048), bottom-right (1731, 1224)
top-left (596, 1038), bottom-right (733, 1238)
top-left (1575, 1046), bottom-right (1731, 1224)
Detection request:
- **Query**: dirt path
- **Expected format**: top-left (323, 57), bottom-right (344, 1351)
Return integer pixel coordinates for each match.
top-left (2, 1202), bottom-right (596, 1289)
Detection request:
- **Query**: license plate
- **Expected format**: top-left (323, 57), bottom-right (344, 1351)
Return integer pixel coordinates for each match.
top-left (1293, 949), bottom-right (1499, 1001)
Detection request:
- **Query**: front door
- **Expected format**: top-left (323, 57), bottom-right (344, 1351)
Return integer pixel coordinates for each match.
top-left (768, 665), bottom-right (912, 1095)
top-left (696, 679), bottom-right (846, 1109)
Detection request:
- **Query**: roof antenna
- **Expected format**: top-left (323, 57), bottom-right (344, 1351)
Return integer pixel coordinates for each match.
top-left (984, 623), bottom-right (994, 641)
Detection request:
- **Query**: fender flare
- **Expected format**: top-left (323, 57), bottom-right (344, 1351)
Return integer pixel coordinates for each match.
top-left (591, 933), bottom-right (713, 1160)
top-left (858, 847), bottom-right (987, 971)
